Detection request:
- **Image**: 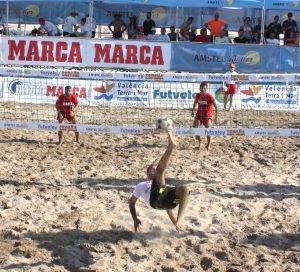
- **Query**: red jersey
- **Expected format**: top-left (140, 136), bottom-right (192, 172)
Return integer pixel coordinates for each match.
top-left (194, 35), bottom-right (210, 43)
top-left (195, 93), bottom-right (215, 121)
top-left (56, 94), bottom-right (78, 114)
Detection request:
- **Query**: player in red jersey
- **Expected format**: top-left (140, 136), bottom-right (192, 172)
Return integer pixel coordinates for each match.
top-left (192, 82), bottom-right (218, 150)
top-left (56, 85), bottom-right (79, 145)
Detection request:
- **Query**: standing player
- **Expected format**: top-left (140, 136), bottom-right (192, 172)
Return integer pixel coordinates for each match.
top-left (56, 86), bottom-right (79, 145)
top-left (224, 63), bottom-right (238, 111)
top-left (192, 82), bottom-right (218, 150)
top-left (129, 130), bottom-right (190, 232)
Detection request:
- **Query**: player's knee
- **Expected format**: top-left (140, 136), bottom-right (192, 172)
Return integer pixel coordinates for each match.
top-left (177, 185), bottom-right (190, 197)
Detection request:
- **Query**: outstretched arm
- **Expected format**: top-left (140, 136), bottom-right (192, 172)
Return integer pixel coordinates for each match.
top-left (213, 100), bottom-right (218, 125)
top-left (129, 195), bottom-right (142, 232)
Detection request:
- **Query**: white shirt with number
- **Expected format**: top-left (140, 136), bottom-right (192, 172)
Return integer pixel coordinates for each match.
top-left (132, 181), bottom-right (152, 206)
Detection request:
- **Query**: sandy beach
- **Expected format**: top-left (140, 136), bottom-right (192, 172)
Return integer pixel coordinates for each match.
top-left (0, 127), bottom-right (299, 272)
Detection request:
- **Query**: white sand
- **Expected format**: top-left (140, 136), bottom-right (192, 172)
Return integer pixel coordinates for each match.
top-left (0, 128), bottom-right (299, 271)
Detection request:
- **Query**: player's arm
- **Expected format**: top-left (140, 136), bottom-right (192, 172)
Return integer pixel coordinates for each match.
top-left (213, 100), bottom-right (218, 125)
top-left (191, 100), bottom-right (197, 117)
top-left (129, 195), bottom-right (142, 232)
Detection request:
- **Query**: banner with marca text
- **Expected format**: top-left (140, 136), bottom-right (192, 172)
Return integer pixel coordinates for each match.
top-left (1, 76), bottom-right (299, 111)
top-left (0, 37), bottom-right (171, 70)
top-left (1, 36), bottom-right (300, 73)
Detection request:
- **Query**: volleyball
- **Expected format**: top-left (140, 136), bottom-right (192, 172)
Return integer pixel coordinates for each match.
top-left (156, 118), bottom-right (173, 131)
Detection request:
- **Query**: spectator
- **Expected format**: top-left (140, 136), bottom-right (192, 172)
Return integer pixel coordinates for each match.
top-left (143, 12), bottom-right (155, 36)
top-left (180, 17), bottom-right (194, 41)
top-left (266, 15), bottom-right (282, 39)
top-left (284, 31), bottom-right (298, 46)
top-left (233, 30), bottom-right (249, 43)
top-left (135, 26), bottom-right (146, 40)
top-left (73, 18), bottom-right (92, 38)
top-left (54, 17), bottom-right (63, 36)
top-left (250, 30), bottom-right (261, 44)
top-left (63, 10), bottom-right (78, 37)
top-left (38, 17), bottom-right (58, 36)
top-left (224, 63), bottom-right (238, 111)
top-left (194, 28), bottom-right (211, 43)
top-left (56, 86), bottom-right (79, 145)
top-left (86, 13), bottom-right (97, 38)
top-left (214, 30), bottom-right (231, 43)
top-left (189, 27), bottom-right (197, 41)
top-left (191, 82), bottom-right (218, 150)
top-left (205, 12), bottom-right (228, 40)
top-left (127, 15), bottom-right (138, 39)
top-left (108, 13), bottom-right (127, 39)
top-left (146, 29), bottom-right (157, 41)
top-left (266, 31), bottom-right (280, 45)
top-left (254, 17), bottom-right (266, 39)
top-left (156, 27), bottom-right (170, 41)
top-left (239, 17), bottom-right (253, 42)
top-left (168, 26), bottom-right (179, 41)
top-left (282, 12), bottom-right (298, 41)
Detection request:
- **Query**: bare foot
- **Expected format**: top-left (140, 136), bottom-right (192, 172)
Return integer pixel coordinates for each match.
top-left (205, 144), bottom-right (210, 151)
top-left (57, 141), bottom-right (63, 145)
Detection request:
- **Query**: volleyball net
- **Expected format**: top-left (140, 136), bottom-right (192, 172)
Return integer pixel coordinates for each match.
top-left (0, 67), bottom-right (299, 137)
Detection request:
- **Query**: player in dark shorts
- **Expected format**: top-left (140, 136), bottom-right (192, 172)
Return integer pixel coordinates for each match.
top-left (129, 130), bottom-right (190, 232)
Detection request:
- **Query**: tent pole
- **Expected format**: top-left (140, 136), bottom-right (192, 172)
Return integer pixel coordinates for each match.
top-left (89, 0), bottom-right (94, 36)
top-left (6, 0), bottom-right (8, 35)
top-left (260, 0), bottom-right (265, 44)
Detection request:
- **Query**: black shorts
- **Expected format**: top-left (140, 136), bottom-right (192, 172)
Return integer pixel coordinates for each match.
top-left (150, 181), bottom-right (180, 210)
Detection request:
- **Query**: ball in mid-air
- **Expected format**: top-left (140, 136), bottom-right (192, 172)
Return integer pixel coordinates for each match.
top-left (156, 118), bottom-right (173, 131)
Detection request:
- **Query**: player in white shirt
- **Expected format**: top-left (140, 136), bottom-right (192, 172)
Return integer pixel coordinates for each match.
top-left (63, 10), bottom-right (78, 37)
top-left (129, 130), bottom-right (190, 232)
top-left (38, 18), bottom-right (58, 36)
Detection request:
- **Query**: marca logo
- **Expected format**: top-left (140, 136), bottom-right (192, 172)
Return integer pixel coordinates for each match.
top-left (94, 44), bottom-right (164, 66)
top-left (46, 85), bottom-right (87, 98)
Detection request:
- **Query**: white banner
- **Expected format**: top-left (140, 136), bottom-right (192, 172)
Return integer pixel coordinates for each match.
top-left (0, 120), bottom-right (299, 137)
top-left (0, 37), bottom-right (171, 71)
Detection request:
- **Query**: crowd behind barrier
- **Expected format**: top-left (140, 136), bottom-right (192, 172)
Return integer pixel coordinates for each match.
top-left (1, 9), bottom-right (299, 47)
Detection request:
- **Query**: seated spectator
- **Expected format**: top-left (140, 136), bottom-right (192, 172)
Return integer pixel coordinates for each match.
top-left (250, 30), bottom-right (261, 44)
top-left (86, 13), bottom-right (97, 38)
top-left (108, 13), bottom-right (127, 39)
top-left (266, 31), bottom-right (280, 45)
top-left (135, 26), bottom-right (146, 40)
top-left (63, 10), bottom-right (78, 37)
top-left (54, 17), bottom-right (63, 37)
top-left (194, 28), bottom-right (211, 43)
top-left (156, 27), bottom-right (170, 41)
top-left (284, 31), bottom-right (298, 46)
top-left (233, 30), bottom-right (249, 43)
top-left (189, 27), bottom-right (197, 41)
top-left (205, 12), bottom-right (228, 41)
top-left (72, 18), bottom-right (92, 38)
top-left (266, 15), bottom-right (282, 39)
top-left (180, 17), bottom-right (193, 41)
top-left (168, 26), bottom-right (179, 41)
top-left (239, 17), bottom-right (253, 42)
top-left (143, 12), bottom-right (155, 36)
top-left (147, 29), bottom-right (157, 40)
top-left (127, 15), bottom-right (138, 39)
top-left (38, 17), bottom-right (58, 36)
top-left (214, 30), bottom-right (231, 43)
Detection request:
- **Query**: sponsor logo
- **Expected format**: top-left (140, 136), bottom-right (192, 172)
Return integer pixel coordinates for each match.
top-left (208, 75), bottom-right (229, 81)
top-left (153, 89), bottom-right (196, 100)
top-left (231, 75), bottom-right (249, 81)
top-left (194, 54), bottom-right (225, 63)
top-left (294, 75), bottom-right (300, 81)
top-left (227, 129), bottom-right (245, 136)
top-left (290, 130), bottom-right (300, 136)
top-left (143, 128), bottom-right (159, 134)
top-left (240, 85), bottom-right (263, 104)
top-left (8, 79), bottom-right (22, 94)
top-left (204, 129), bottom-right (226, 136)
top-left (37, 124), bottom-right (58, 130)
top-left (93, 82), bottom-right (115, 101)
top-left (145, 74), bottom-right (164, 81)
top-left (94, 44), bottom-right (164, 66)
top-left (178, 128), bottom-right (196, 135)
top-left (59, 124), bottom-right (77, 131)
top-left (259, 75), bottom-right (285, 81)
top-left (123, 73), bottom-right (144, 80)
top-left (8, 40), bottom-right (82, 63)
top-left (62, 71), bottom-right (80, 78)
top-left (228, 51), bottom-right (260, 66)
top-left (272, 1), bottom-right (299, 8)
top-left (120, 128), bottom-right (141, 134)
top-left (41, 70), bottom-right (61, 77)
top-left (3, 122), bottom-right (28, 129)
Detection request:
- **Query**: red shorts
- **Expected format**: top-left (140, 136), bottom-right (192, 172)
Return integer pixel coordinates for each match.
top-left (57, 112), bottom-right (76, 123)
top-left (225, 84), bottom-right (237, 95)
top-left (193, 118), bottom-right (211, 127)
